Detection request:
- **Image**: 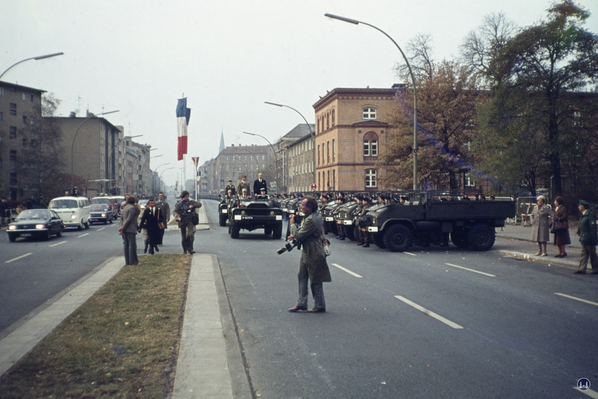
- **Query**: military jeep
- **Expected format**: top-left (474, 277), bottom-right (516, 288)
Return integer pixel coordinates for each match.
top-left (228, 197), bottom-right (283, 239)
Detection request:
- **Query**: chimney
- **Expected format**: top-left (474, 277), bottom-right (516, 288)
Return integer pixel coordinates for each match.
top-left (69, 112), bottom-right (76, 118)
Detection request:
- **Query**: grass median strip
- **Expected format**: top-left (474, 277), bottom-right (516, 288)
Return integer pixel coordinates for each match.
top-left (0, 254), bottom-right (191, 399)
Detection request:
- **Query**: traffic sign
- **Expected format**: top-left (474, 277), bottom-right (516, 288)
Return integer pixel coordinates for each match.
top-left (311, 183), bottom-right (317, 190)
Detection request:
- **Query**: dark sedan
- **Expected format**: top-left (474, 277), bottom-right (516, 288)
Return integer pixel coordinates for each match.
top-left (7, 209), bottom-right (64, 242)
top-left (89, 204), bottom-right (115, 225)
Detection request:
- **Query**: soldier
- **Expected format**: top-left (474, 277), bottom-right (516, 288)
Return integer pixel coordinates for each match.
top-left (237, 174), bottom-right (251, 197)
top-left (334, 196), bottom-right (346, 240)
top-left (357, 197), bottom-right (372, 247)
top-left (240, 188), bottom-right (250, 199)
top-left (225, 180), bottom-right (236, 196)
top-left (257, 187), bottom-right (268, 199)
top-left (173, 190), bottom-right (202, 255)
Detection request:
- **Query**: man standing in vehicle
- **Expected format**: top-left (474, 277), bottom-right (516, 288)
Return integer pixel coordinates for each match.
top-left (253, 172), bottom-right (267, 196)
top-left (174, 190), bottom-right (201, 255)
top-left (238, 174), bottom-right (251, 197)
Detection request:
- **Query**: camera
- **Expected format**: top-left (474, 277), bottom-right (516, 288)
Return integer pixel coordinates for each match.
top-left (277, 238), bottom-right (300, 255)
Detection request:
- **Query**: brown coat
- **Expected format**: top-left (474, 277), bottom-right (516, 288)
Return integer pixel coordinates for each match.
top-left (530, 204), bottom-right (553, 242)
top-left (552, 205), bottom-right (571, 245)
top-left (290, 212), bottom-right (332, 285)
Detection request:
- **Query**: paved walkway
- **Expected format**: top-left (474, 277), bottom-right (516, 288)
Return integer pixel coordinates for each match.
top-left (0, 209), bottom-right (592, 397)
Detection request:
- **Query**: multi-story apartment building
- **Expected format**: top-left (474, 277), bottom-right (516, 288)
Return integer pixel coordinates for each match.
top-left (55, 114), bottom-right (125, 198)
top-left (313, 86), bottom-right (400, 192)
top-left (286, 131), bottom-right (315, 193)
top-left (274, 124), bottom-right (314, 193)
top-left (213, 144), bottom-right (273, 194)
top-left (126, 140), bottom-right (152, 197)
top-left (0, 82), bottom-right (45, 200)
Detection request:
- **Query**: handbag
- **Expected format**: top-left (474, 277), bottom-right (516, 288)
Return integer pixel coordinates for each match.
top-left (549, 221), bottom-right (556, 234)
top-left (192, 212), bottom-right (199, 225)
top-left (322, 238), bottom-right (331, 257)
top-left (554, 220), bottom-right (567, 230)
top-left (157, 209), bottom-right (165, 229)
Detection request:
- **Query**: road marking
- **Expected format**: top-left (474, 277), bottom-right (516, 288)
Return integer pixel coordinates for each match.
top-left (5, 253), bottom-right (32, 264)
top-left (77, 233), bottom-right (90, 238)
top-left (49, 241), bottom-right (66, 247)
top-left (394, 295), bottom-right (463, 329)
top-left (555, 293), bottom-right (598, 307)
top-left (574, 387), bottom-right (598, 398)
top-left (96, 227), bottom-right (106, 231)
top-left (445, 263), bottom-right (496, 277)
top-left (404, 252), bottom-right (417, 256)
top-left (331, 263), bottom-right (362, 278)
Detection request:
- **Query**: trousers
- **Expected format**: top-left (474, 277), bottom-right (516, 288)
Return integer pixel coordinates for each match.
top-left (179, 219), bottom-right (195, 252)
top-left (123, 233), bottom-right (138, 265)
top-left (296, 277), bottom-right (326, 310)
top-left (577, 243), bottom-right (598, 272)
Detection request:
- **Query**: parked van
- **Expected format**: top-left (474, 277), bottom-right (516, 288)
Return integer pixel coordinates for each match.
top-left (49, 196), bottom-right (91, 230)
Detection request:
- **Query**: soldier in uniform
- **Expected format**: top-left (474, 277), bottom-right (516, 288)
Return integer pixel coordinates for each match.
top-left (173, 190), bottom-right (202, 255)
top-left (240, 188), bottom-right (250, 199)
top-left (237, 174), bottom-right (251, 197)
top-left (225, 180), bottom-right (236, 196)
top-left (334, 196), bottom-right (346, 240)
top-left (357, 196), bottom-right (372, 247)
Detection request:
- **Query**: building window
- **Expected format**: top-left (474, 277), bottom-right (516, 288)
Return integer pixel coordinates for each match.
top-left (0, 111), bottom-right (3, 121)
top-left (365, 169), bottom-right (377, 188)
top-left (327, 141), bottom-right (330, 164)
top-left (363, 132), bottom-right (379, 157)
top-left (10, 150), bottom-right (17, 161)
top-left (22, 138), bottom-right (27, 147)
top-left (332, 170), bottom-right (336, 189)
top-left (10, 103), bottom-right (17, 116)
top-left (327, 170), bottom-right (330, 188)
top-left (30, 94), bottom-right (34, 101)
top-left (9, 126), bottom-right (17, 139)
top-left (22, 116), bottom-right (28, 124)
top-left (332, 139), bottom-right (335, 162)
top-left (22, 93), bottom-right (28, 101)
top-left (0, 87), bottom-right (4, 96)
top-left (318, 172), bottom-right (320, 189)
top-left (317, 145), bottom-right (320, 166)
top-left (363, 141), bottom-right (370, 156)
top-left (326, 113), bottom-right (330, 130)
top-left (10, 173), bottom-right (17, 185)
top-left (332, 109), bottom-right (335, 126)
top-left (363, 107), bottom-right (376, 120)
top-left (371, 140), bottom-right (378, 156)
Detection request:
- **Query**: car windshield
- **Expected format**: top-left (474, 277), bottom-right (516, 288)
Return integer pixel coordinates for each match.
top-left (50, 199), bottom-right (78, 209)
top-left (16, 209), bottom-right (49, 220)
top-left (92, 198), bottom-right (111, 205)
top-left (91, 204), bottom-right (108, 211)
top-left (138, 200), bottom-right (148, 206)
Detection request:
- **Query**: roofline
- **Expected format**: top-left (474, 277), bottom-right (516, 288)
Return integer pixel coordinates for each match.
top-left (0, 80), bottom-right (46, 93)
top-left (313, 87), bottom-right (400, 110)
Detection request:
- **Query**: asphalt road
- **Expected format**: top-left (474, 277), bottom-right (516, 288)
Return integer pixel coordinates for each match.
top-left (201, 199), bottom-right (598, 398)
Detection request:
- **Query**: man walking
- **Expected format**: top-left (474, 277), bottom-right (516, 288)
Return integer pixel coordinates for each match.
top-left (156, 192), bottom-right (170, 245)
top-left (174, 190), bottom-right (201, 255)
top-left (574, 199), bottom-right (598, 274)
top-left (253, 172), bottom-right (267, 196)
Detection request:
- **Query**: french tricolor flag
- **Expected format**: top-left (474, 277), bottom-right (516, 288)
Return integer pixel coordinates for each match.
top-left (176, 98), bottom-right (191, 161)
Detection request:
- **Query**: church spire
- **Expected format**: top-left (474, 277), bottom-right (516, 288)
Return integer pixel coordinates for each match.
top-left (219, 128), bottom-right (225, 154)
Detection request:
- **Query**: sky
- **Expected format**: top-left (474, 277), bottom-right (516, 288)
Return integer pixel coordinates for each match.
top-left (2, 0), bottom-right (597, 186)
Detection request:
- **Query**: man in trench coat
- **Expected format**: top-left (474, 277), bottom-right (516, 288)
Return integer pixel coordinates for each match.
top-left (287, 196), bottom-right (332, 313)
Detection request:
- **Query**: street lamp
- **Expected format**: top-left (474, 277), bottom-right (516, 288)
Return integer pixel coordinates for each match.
top-left (325, 13), bottom-right (419, 189)
top-left (159, 167), bottom-right (175, 193)
top-left (265, 101), bottom-right (316, 187)
top-left (0, 52), bottom-right (64, 80)
top-left (243, 132), bottom-right (280, 193)
top-left (70, 110), bottom-right (119, 191)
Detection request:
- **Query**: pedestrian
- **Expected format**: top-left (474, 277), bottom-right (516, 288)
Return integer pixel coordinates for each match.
top-left (237, 174), bottom-right (251, 197)
top-left (139, 198), bottom-right (163, 255)
top-left (173, 190), bottom-right (201, 255)
top-left (156, 192), bottom-right (170, 245)
top-left (119, 195), bottom-right (140, 266)
top-left (552, 196), bottom-right (571, 258)
top-left (530, 195), bottom-right (553, 256)
top-left (253, 172), bottom-right (268, 196)
top-left (287, 196), bottom-right (332, 313)
top-left (574, 200), bottom-right (598, 274)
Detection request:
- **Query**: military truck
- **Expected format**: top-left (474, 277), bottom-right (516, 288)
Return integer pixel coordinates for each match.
top-left (364, 189), bottom-right (516, 252)
top-left (228, 197), bottom-right (283, 239)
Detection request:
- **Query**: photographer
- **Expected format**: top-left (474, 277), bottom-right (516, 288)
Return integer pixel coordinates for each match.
top-left (174, 190), bottom-right (201, 255)
top-left (287, 196), bottom-right (332, 313)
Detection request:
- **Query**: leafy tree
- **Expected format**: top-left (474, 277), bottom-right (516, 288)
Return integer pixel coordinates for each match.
top-left (381, 38), bottom-right (481, 189)
top-left (16, 93), bottom-right (67, 199)
top-left (481, 0), bottom-right (598, 196)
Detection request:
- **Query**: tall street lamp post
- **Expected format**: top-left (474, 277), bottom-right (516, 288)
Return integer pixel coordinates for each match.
top-left (242, 132), bottom-right (280, 193)
top-left (265, 101), bottom-right (316, 187)
top-left (159, 167), bottom-right (175, 193)
top-left (70, 110), bottom-right (119, 191)
top-left (325, 13), bottom-right (419, 189)
top-left (0, 52), bottom-right (64, 80)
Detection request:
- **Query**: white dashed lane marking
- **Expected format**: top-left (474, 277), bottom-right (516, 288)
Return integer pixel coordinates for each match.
top-left (331, 263), bottom-right (362, 278)
top-left (5, 253), bottom-right (32, 264)
top-left (555, 293), bottom-right (598, 307)
top-left (445, 263), bottom-right (496, 277)
top-left (395, 295), bottom-right (463, 330)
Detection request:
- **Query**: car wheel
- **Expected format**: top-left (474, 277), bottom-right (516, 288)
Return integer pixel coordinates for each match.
top-left (8, 234), bottom-right (16, 242)
top-left (104, 219), bottom-right (108, 225)
top-left (110, 218), bottom-right (113, 224)
top-left (84, 221), bottom-right (90, 229)
top-left (272, 223), bottom-right (283, 239)
top-left (56, 229), bottom-right (62, 237)
top-left (77, 222), bottom-right (83, 231)
top-left (44, 230), bottom-right (51, 241)
top-left (383, 224), bottom-right (412, 252)
top-left (467, 223), bottom-right (495, 251)
top-left (231, 222), bottom-right (240, 239)
top-left (345, 225), bottom-right (356, 241)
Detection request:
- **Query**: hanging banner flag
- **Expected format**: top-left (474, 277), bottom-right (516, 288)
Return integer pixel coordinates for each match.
top-left (192, 156), bottom-right (200, 168)
top-left (176, 98), bottom-right (191, 161)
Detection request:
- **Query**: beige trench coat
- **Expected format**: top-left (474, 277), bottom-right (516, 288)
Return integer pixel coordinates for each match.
top-left (290, 212), bottom-right (332, 285)
top-left (530, 204), bottom-right (554, 242)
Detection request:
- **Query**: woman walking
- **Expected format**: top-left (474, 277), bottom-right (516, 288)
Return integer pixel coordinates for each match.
top-left (139, 198), bottom-right (163, 255)
top-left (530, 195), bottom-right (553, 256)
top-left (552, 196), bottom-right (571, 258)
top-left (119, 195), bottom-right (140, 265)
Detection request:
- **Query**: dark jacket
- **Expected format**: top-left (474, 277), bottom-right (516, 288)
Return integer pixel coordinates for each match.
top-left (253, 179), bottom-right (268, 195)
top-left (174, 199), bottom-right (201, 223)
top-left (577, 209), bottom-right (598, 245)
top-left (139, 206), bottom-right (163, 236)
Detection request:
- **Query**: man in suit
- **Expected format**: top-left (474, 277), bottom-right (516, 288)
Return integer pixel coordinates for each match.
top-left (238, 174), bottom-right (251, 197)
top-left (225, 180), bottom-right (236, 196)
top-left (253, 172), bottom-right (268, 196)
top-left (156, 192), bottom-right (170, 245)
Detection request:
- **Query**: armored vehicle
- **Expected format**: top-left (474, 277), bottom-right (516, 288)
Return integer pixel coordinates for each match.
top-left (228, 197), bottom-right (283, 239)
top-left (333, 199), bottom-right (360, 240)
top-left (364, 190), bottom-right (516, 252)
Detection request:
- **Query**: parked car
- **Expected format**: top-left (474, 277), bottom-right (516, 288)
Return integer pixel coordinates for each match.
top-left (7, 209), bottom-right (64, 242)
top-left (89, 204), bottom-right (115, 225)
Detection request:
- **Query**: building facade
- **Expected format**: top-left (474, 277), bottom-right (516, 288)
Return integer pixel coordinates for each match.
top-left (313, 86), bottom-right (399, 192)
top-left (286, 132), bottom-right (315, 193)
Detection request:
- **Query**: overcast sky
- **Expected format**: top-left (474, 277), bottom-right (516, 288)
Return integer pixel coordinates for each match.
top-left (2, 0), bottom-right (597, 186)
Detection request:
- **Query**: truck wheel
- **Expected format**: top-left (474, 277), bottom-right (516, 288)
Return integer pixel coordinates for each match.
top-left (265, 227), bottom-right (272, 235)
top-left (272, 223), bottom-right (283, 239)
top-left (219, 214), bottom-right (227, 226)
top-left (231, 222), bottom-right (240, 238)
top-left (451, 231), bottom-right (469, 249)
top-left (467, 223), bottom-right (495, 251)
top-left (383, 224), bottom-right (412, 252)
top-left (345, 225), bottom-right (356, 241)
top-left (373, 233), bottom-right (386, 249)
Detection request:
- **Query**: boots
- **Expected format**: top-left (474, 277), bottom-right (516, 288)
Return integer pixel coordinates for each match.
top-left (363, 241), bottom-right (370, 248)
